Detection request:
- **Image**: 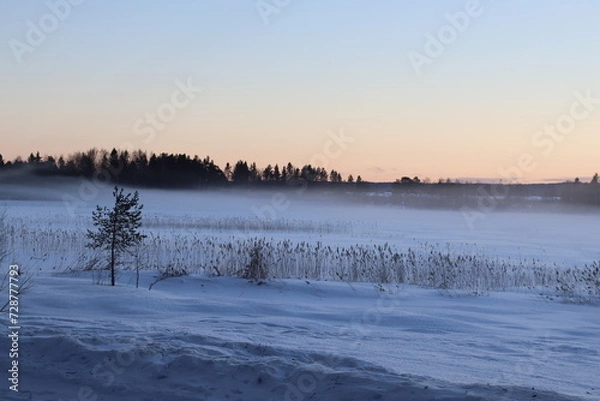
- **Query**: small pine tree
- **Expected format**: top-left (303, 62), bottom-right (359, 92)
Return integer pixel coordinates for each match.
top-left (87, 186), bottom-right (146, 286)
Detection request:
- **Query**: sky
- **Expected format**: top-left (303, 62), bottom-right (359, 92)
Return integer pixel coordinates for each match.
top-left (1, 0), bottom-right (600, 183)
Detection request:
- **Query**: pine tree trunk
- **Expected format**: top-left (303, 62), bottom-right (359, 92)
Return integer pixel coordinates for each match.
top-left (135, 245), bottom-right (140, 289)
top-left (111, 243), bottom-right (115, 286)
top-left (111, 219), bottom-right (117, 286)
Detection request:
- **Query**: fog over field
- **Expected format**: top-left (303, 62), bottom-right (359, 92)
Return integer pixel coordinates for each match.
top-left (3, 177), bottom-right (598, 264)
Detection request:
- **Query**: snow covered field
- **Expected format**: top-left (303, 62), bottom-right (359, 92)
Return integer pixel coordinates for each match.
top-left (3, 273), bottom-right (599, 401)
top-left (1, 184), bottom-right (599, 400)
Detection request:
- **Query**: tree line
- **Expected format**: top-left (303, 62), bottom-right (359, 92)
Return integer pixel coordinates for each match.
top-left (0, 149), bottom-right (363, 188)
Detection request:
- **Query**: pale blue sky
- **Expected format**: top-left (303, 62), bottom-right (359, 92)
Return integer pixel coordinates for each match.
top-left (2, 1), bottom-right (600, 181)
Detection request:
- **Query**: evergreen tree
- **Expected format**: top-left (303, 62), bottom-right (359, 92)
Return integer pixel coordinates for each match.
top-left (250, 162), bottom-right (260, 182)
top-left (224, 162), bottom-right (232, 181)
top-left (86, 186), bottom-right (145, 286)
top-left (232, 161), bottom-right (250, 183)
top-left (263, 164), bottom-right (274, 181)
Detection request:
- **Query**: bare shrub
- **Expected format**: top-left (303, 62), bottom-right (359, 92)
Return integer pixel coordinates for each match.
top-left (556, 262), bottom-right (600, 304)
top-left (0, 210), bottom-right (7, 262)
top-left (149, 264), bottom-right (188, 290)
top-left (240, 241), bottom-right (269, 282)
top-left (64, 252), bottom-right (105, 273)
top-left (0, 212), bottom-right (33, 312)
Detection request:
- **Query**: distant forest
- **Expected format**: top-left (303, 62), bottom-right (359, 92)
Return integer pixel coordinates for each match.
top-left (0, 149), bottom-right (362, 188)
top-left (1, 148), bottom-right (599, 208)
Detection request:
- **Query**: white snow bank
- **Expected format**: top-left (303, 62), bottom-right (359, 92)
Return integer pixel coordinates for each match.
top-left (2, 272), bottom-right (597, 400)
